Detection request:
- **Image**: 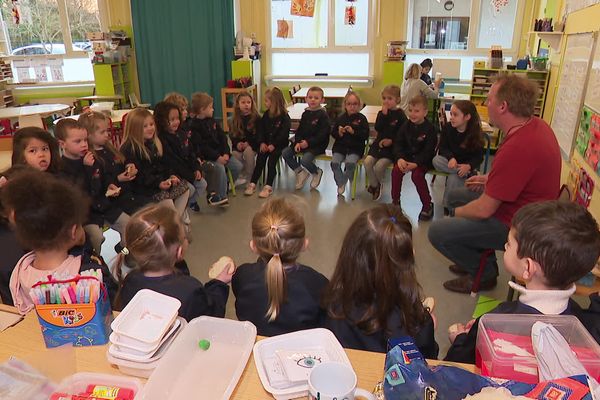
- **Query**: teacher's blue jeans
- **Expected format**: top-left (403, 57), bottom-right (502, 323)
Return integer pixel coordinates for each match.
top-left (428, 187), bottom-right (509, 281)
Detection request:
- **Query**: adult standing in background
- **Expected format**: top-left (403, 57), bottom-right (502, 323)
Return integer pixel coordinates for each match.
top-left (420, 58), bottom-right (434, 86)
top-left (428, 74), bottom-right (561, 294)
top-left (399, 63), bottom-right (439, 112)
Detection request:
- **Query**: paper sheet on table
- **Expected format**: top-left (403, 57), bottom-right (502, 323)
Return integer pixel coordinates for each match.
top-left (0, 309), bottom-right (23, 332)
top-left (532, 321), bottom-right (600, 398)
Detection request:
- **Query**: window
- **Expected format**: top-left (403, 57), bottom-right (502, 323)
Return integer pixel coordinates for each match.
top-left (410, 0), bottom-right (472, 50)
top-left (476, 0), bottom-right (519, 49)
top-left (269, 0), bottom-right (372, 79)
top-left (0, 0), bottom-right (102, 82)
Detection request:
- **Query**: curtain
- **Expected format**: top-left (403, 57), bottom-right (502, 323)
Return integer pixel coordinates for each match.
top-left (131, 0), bottom-right (234, 117)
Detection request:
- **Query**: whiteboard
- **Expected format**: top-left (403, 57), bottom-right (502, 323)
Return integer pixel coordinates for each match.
top-left (551, 33), bottom-right (596, 158)
top-left (584, 35), bottom-right (600, 114)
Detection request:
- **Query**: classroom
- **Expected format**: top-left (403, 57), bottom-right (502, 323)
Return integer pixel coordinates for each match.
top-left (0, 0), bottom-right (600, 398)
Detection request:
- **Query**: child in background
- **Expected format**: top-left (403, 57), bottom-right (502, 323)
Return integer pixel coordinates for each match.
top-left (364, 85), bottom-right (407, 201)
top-left (281, 86), bottom-right (330, 191)
top-left (330, 91), bottom-right (369, 196)
top-left (246, 87), bottom-right (291, 198)
top-left (11, 127), bottom-right (61, 173)
top-left (432, 101), bottom-right (484, 214)
top-left (154, 101), bottom-right (207, 212)
top-left (392, 95), bottom-right (437, 220)
top-left (420, 58), bottom-right (433, 87)
top-left (321, 204), bottom-right (438, 356)
top-left (232, 198), bottom-right (328, 336)
top-left (79, 112), bottom-right (144, 218)
top-left (114, 204), bottom-right (231, 321)
top-left (445, 201), bottom-right (600, 362)
top-left (230, 91), bottom-right (261, 189)
top-left (164, 92), bottom-right (190, 122)
top-left (55, 119), bottom-right (130, 255)
top-left (3, 171), bottom-right (117, 314)
top-left (188, 92), bottom-right (242, 206)
top-left (120, 108), bottom-right (190, 217)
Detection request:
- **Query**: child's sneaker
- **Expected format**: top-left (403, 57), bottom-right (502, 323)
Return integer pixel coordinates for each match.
top-left (207, 193), bottom-right (228, 206)
top-left (295, 169), bottom-right (310, 190)
top-left (189, 202), bottom-right (200, 212)
top-left (234, 177), bottom-right (247, 187)
top-left (259, 185), bottom-right (273, 198)
top-left (310, 168), bottom-right (323, 189)
top-left (244, 182), bottom-right (256, 196)
top-left (418, 202), bottom-right (434, 221)
top-left (337, 184), bottom-right (345, 196)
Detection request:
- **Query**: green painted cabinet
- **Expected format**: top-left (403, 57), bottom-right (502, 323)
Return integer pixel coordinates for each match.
top-left (93, 63), bottom-right (132, 105)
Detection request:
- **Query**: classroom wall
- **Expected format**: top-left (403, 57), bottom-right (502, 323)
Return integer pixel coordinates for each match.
top-left (410, 0), bottom-right (471, 48)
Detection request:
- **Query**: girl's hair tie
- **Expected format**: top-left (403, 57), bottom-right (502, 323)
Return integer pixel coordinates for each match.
top-left (270, 224), bottom-right (278, 231)
top-left (272, 253), bottom-right (280, 257)
top-left (390, 216), bottom-right (397, 224)
top-left (120, 247), bottom-right (130, 255)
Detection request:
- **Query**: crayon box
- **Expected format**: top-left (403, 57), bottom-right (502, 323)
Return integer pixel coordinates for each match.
top-left (34, 280), bottom-right (113, 348)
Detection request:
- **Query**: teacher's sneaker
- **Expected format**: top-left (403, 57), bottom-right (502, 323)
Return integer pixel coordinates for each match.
top-left (310, 168), bottom-right (323, 189)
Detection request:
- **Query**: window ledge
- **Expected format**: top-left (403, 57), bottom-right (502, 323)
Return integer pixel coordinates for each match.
top-left (265, 75), bottom-right (373, 87)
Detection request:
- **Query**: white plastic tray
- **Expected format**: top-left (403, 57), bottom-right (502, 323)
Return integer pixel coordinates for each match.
top-left (111, 289), bottom-right (181, 344)
top-left (136, 316), bottom-right (257, 400)
top-left (109, 317), bottom-right (186, 363)
top-left (106, 351), bottom-right (159, 379)
top-left (253, 328), bottom-right (351, 400)
top-left (110, 318), bottom-right (182, 356)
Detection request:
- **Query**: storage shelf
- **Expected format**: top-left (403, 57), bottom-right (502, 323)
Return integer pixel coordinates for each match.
top-left (528, 31), bottom-right (564, 52)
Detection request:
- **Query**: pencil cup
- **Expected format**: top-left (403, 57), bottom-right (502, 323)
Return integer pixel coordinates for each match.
top-left (307, 362), bottom-right (376, 400)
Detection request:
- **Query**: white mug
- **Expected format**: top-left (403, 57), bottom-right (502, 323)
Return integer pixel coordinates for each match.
top-left (307, 362), bottom-right (376, 400)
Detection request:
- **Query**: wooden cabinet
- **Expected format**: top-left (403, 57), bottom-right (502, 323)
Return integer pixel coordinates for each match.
top-left (93, 63), bottom-right (132, 107)
top-left (470, 68), bottom-right (549, 117)
top-left (220, 84), bottom-right (258, 132)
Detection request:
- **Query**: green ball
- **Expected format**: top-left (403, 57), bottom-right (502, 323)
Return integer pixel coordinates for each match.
top-left (198, 339), bottom-right (210, 350)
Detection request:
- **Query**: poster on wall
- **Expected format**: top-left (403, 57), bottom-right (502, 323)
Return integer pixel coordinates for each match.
top-left (277, 19), bottom-right (293, 38)
top-left (344, 6), bottom-right (356, 25)
top-left (584, 111), bottom-right (600, 173)
top-left (290, 0), bottom-right (316, 17)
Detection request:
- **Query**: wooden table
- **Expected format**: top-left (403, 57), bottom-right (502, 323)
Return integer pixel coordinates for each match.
top-left (0, 104), bottom-right (71, 129)
top-left (0, 304), bottom-right (476, 399)
top-left (76, 95), bottom-right (125, 109)
top-left (291, 87), bottom-right (350, 102)
top-left (54, 109), bottom-right (149, 125)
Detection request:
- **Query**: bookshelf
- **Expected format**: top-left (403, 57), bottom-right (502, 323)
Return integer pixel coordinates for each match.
top-left (470, 67), bottom-right (549, 118)
top-left (92, 63), bottom-right (132, 108)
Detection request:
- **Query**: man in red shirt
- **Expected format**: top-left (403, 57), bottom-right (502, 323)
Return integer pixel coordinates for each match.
top-left (428, 74), bottom-right (561, 294)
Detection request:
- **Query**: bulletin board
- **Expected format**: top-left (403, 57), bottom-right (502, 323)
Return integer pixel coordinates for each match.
top-left (550, 32), bottom-right (596, 158)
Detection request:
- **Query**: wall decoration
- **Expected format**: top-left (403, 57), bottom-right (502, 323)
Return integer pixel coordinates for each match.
top-left (576, 106), bottom-right (592, 158)
top-left (344, 6), bottom-right (356, 25)
top-left (491, 0), bottom-right (509, 15)
top-left (584, 111), bottom-right (600, 171)
top-left (576, 168), bottom-right (595, 208)
top-left (277, 19), bottom-right (293, 38)
top-left (291, 0), bottom-right (316, 17)
top-left (444, 1), bottom-right (455, 11)
top-left (566, 160), bottom-right (582, 202)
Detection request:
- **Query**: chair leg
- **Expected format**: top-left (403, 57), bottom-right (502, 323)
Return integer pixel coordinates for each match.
top-left (227, 167), bottom-right (236, 196)
top-left (471, 249), bottom-right (495, 297)
top-left (351, 163), bottom-right (361, 200)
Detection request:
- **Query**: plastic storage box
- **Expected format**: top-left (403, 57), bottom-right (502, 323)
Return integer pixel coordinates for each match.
top-left (476, 314), bottom-right (600, 384)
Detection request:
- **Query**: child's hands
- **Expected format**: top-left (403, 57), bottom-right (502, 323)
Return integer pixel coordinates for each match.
top-left (159, 179), bottom-right (172, 190)
top-left (83, 151), bottom-right (95, 166)
top-left (105, 183), bottom-right (121, 197)
top-left (406, 162), bottom-right (417, 171)
top-left (457, 164), bottom-right (471, 177)
top-left (299, 140), bottom-right (308, 150)
top-left (379, 138), bottom-right (392, 148)
top-left (0, 176), bottom-right (7, 188)
top-left (267, 144), bottom-right (275, 152)
top-left (236, 142), bottom-right (247, 152)
top-left (209, 256), bottom-right (236, 284)
top-left (396, 158), bottom-right (408, 171)
top-left (338, 126), bottom-right (345, 136)
top-left (346, 126), bottom-right (354, 135)
top-left (448, 319), bottom-right (476, 344)
top-left (260, 143), bottom-right (268, 153)
top-left (216, 155), bottom-right (228, 165)
top-left (448, 158), bottom-right (458, 169)
top-left (169, 175), bottom-right (180, 185)
top-left (194, 170), bottom-right (203, 181)
top-left (222, 154), bottom-right (230, 162)
top-left (381, 105), bottom-right (389, 115)
top-left (294, 142), bottom-right (302, 152)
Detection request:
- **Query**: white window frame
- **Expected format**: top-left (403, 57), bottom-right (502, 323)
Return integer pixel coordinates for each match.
top-left (265, 0), bottom-right (376, 86)
top-left (405, 0), bottom-right (526, 59)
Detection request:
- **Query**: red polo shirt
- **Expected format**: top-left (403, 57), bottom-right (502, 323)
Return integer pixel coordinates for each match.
top-left (485, 117), bottom-right (561, 226)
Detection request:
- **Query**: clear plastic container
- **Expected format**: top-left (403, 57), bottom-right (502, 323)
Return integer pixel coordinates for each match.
top-left (476, 314), bottom-right (600, 384)
top-left (137, 316), bottom-right (256, 399)
top-left (52, 372), bottom-right (143, 399)
top-left (110, 317), bottom-right (182, 356)
top-left (111, 289), bottom-right (180, 345)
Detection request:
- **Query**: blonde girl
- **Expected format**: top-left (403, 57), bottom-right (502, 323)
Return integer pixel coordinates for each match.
top-left (120, 108), bottom-right (189, 217)
top-left (115, 204), bottom-right (230, 321)
top-left (231, 197), bottom-right (328, 336)
top-left (330, 92), bottom-right (369, 196)
top-left (230, 91), bottom-right (261, 188)
top-left (245, 87), bottom-right (291, 198)
top-left (399, 63), bottom-right (439, 112)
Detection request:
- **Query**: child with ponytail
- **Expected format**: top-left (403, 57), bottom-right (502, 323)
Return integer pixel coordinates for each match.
top-left (231, 198), bottom-right (328, 336)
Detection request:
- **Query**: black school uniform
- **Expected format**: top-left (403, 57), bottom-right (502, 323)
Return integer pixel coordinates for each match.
top-left (120, 140), bottom-right (170, 198)
top-left (260, 112), bottom-right (292, 150)
top-left (94, 148), bottom-right (148, 215)
top-left (0, 223), bottom-right (25, 305)
top-left (232, 260), bottom-right (329, 336)
top-left (331, 112), bottom-right (370, 157)
top-left (231, 114), bottom-right (262, 153)
top-left (291, 108), bottom-right (330, 155)
top-left (438, 124), bottom-right (484, 171)
top-left (118, 270), bottom-right (229, 321)
top-left (393, 119), bottom-right (437, 168)
top-left (188, 117), bottom-right (231, 162)
top-left (158, 128), bottom-right (200, 184)
top-left (59, 156), bottom-right (122, 226)
top-left (445, 296), bottom-right (600, 364)
top-left (421, 73), bottom-right (432, 86)
top-left (368, 109), bottom-right (407, 160)
top-left (322, 306), bottom-right (439, 357)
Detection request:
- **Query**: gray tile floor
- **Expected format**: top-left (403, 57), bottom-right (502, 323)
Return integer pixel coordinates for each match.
top-left (102, 159), bottom-right (516, 357)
